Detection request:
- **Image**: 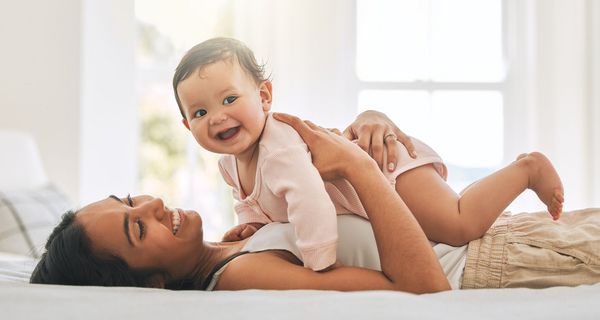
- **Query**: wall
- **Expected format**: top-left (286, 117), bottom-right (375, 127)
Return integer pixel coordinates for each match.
top-left (590, 0), bottom-right (600, 206)
top-left (231, 0), bottom-right (358, 129)
top-left (80, 0), bottom-right (137, 204)
top-left (0, 0), bottom-right (82, 201)
top-left (0, 0), bottom-right (136, 204)
top-left (505, 0), bottom-right (599, 210)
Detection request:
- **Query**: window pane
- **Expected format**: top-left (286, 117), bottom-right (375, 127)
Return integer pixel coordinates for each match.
top-left (358, 90), bottom-right (503, 192)
top-left (431, 0), bottom-right (503, 81)
top-left (358, 90), bottom-right (431, 141)
top-left (430, 91), bottom-right (503, 167)
top-left (356, 0), bottom-right (429, 81)
top-left (356, 0), bottom-right (503, 82)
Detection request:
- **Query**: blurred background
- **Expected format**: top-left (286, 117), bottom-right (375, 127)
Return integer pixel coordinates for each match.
top-left (1, 0), bottom-right (599, 240)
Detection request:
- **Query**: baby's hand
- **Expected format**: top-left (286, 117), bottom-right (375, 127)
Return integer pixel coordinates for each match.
top-left (222, 223), bottom-right (265, 242)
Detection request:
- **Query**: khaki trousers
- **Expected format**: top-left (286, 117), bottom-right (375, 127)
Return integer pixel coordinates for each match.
top-left (462, 208), bottom-right (600, 289)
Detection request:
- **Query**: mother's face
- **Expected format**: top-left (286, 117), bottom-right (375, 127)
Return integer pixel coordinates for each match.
top-left (76, 195), bottom-right (204, 283)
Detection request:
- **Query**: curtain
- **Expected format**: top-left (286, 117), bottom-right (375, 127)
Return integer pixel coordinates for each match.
top-left (505, 0), bottom-right (600, 209)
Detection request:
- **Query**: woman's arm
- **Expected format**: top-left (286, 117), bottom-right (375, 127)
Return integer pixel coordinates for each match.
top-left (217, 158), bottom-right (450, 292)
top-left (264, 113), bottom-right (450, 293)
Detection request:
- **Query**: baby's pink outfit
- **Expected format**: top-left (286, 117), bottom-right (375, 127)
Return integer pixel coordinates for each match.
top-left (219, 113), bottom-right (447, 270)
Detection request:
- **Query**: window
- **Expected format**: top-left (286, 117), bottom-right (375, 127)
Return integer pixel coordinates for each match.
top-left (356, 0), bottom-right (505, 192)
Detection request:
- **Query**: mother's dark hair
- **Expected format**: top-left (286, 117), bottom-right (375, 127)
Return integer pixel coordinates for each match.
top-left (30, 210), bottom-right (159, 287)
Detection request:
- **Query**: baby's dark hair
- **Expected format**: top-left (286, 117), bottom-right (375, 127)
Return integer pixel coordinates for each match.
top-left (30, 210), bottom-right (158, 287)
top-left (172, 37), bottom-right (269, 119)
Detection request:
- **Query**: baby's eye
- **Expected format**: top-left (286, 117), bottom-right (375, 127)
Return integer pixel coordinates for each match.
top-left (193, 109), bottom-right (207, 118)
top-left (223, 96), bottom-right (237, 105)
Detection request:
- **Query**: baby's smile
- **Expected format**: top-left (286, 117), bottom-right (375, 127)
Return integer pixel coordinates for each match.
top-left (217, 126), bottom-right (241, 140)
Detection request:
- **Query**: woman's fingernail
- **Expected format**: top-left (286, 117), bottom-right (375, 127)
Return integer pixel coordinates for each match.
top-left (411, 151), bottom-right (418, 158)
top-left (388, 162), bottom-right (395, 171)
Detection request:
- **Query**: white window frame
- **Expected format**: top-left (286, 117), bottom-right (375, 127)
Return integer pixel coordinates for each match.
top-left (350, 0), bottom-right (509, 185)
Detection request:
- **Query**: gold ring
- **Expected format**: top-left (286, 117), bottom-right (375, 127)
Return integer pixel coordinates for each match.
top-left (384, 133), bottom-right (396, 141)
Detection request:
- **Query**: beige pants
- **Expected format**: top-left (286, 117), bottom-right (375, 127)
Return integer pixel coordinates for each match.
top-left (462, 208), bottom-right (600, 289)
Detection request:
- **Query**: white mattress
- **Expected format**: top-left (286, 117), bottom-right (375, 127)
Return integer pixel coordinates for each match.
top-left (2, 281), bottom-right (600, 319)
top-left (1, 252), bottom-right (599, 319)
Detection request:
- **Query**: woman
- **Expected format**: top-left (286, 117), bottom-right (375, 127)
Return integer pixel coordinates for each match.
top-left (30, 112), bottom-right (600, 292)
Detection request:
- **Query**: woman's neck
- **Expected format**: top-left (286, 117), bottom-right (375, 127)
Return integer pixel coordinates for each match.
top-left (190, 239), bottom-right (249, 288)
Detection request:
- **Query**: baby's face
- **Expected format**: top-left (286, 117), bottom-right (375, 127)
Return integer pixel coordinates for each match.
top-left (177, 58), bottom-right (272, 158)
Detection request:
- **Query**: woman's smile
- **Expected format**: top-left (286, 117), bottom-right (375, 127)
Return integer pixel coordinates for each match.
top-left (170, 208), bottom-right (181, 235)
top-left (171, 208), bottom-right (192, 236)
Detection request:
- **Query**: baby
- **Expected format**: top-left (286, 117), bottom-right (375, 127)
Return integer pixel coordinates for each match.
top-left (173, 37), bottom-right (564, 271)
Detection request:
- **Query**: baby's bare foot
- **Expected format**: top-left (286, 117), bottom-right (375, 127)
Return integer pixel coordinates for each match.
top-left (517, 152), bottom-right (564, 219)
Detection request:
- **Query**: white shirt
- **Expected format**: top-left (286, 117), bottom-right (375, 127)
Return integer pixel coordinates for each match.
top-left (206, 215), bottom-right (466, 290)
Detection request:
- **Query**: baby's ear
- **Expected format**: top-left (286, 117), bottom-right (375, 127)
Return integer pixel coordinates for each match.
top-left (259, 80), bottom-right (273, 112)
top-left (182, 118), bottom-right (190, 130)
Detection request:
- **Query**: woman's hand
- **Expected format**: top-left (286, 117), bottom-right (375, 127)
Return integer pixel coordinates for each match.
top-left (273, 112), bottom-right (374, 181)
top-left (343, 110), bottom-right (417, 172)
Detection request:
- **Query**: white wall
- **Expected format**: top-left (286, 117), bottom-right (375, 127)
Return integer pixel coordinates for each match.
top-left (0, 0), bottom-right (136, 204)
top-left (80, 0), bottom-right (137, 204)
top-left (590, 0), bottom-right (600, 206)
top-left (231, 0), bottom-right (358, 129)
top-left (505, 0), bottom-right (599, 210)
top-left (0, 0), bottom-right (82, 201)
top-left (535, 1), bottom-right (590, 209)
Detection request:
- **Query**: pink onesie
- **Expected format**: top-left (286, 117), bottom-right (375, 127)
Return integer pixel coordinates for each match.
top-left (218, 113), bottom-right (447, 270)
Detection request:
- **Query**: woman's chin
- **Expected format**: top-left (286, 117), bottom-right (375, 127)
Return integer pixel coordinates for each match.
top-left (185, 210), bottom-right (203, 239)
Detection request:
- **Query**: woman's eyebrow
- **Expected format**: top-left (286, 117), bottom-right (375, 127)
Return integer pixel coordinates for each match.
top-left (109, 195), bottom-right (124, 203)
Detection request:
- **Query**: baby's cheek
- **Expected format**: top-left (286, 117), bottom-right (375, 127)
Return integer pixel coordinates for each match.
top-left (190, 126), bottom-right (209, 146)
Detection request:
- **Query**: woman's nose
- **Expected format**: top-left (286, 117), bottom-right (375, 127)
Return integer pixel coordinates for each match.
top-left (136, 197), bottom-right (166, 220)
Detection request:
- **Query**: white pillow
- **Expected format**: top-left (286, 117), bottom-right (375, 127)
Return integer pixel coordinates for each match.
top-left (0, 131), bottom-right (49, 191)
top-left (0, 184), bottom-right (71, 258)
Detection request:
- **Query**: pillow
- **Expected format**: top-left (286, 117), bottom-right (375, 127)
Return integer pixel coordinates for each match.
top-left (0, 252), bottom-right (37, 283)
top-left (0, 184), bottom-right (72, 258)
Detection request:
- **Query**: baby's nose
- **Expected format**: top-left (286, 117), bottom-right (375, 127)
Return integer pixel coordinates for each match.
top-left (209, 112), bottom-right (228, 126)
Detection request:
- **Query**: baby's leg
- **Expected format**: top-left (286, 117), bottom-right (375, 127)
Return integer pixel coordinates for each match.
top-left (395, 152), bottom-right (564, 246)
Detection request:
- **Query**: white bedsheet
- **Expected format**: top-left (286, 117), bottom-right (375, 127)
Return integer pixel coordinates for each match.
top-left (2, 252), bottom-right (600, 319)
top-left (2, 281), bottom-right (600, 320)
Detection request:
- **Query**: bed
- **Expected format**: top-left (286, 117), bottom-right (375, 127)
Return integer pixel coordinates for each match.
top-left (1, 253), bottom-right (599, 319)
top-left (1, 130), bottom-right (599, 319)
